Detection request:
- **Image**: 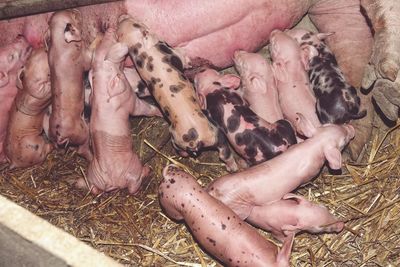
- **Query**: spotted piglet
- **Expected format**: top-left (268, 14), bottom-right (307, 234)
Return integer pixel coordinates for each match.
top-left (194, 68), bottom-right (297, 166)
top-left (116, 15), bottom-right (241, 172)
top-left (286, 28), bottom-right (366, 124)
top-left (159, 164), bottom-right (293, 267)
top-left (5, 48), bottom-right (53, 168)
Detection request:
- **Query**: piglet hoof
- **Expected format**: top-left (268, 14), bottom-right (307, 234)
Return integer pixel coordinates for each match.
top-left (0, 154), bottom-right (7, 164)
top-left (75, 178), bottom-right (101, 195)
top-left (76, 142), bottom-right (93, 161)
top-left (225, 160), bottom-right (239, 173)
top-left (237, 158), bottom-right (249, 170)
top-left (378, 59), bottom-right (399, 82)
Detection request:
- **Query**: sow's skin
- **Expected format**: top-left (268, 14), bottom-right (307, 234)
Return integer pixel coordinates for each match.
top-left (247, 193), bottom-right (344, 242)
top-left (194, 68), bottom-right (297, 166)
top-left (80, 28), bottom-right (158, 194)
top-left (0, 36), bottom-right (32, 163)
top-left (207, 114), bottom-right (354, 232)
top-left (269, 29), bottom-right (321, 136)
top-left (116, 16), bottom-right (240, 172)
top-left (5, 48), bottom-right (53, 168)
top-left (159, 164), bottom-right (294, 267)
top-left (47, 10), bottom-right (93, 160)
top-left (233, 50), bottom-right (284, 123)
top-left (287, 28), bottom-right (366, 124)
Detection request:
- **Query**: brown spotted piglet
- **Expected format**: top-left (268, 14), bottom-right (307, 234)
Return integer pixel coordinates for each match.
top-left (5, 48), bottom-right (53, 168)
top-left (194, 68), bottom-right (297, 166)
top-left (76, 27), bottom-right (159, 194)
top-left (207, 114), bottom-right (354, 237)
top-left (116, 16), bottom-right (244, 172)
top-left (47, 10), bottom-right (94, 160)
top-left (159, 164), bottom-right (293, 267)
top-left (0, 36), bottom-right (31, 163)
top-left (286, 28), bottom-right (366, 124)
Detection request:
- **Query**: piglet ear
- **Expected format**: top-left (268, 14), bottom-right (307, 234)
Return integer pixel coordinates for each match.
top-left (271, 61), bottom-right (289, 83)
top-left (64, 23), bottom-right (82, 43)
top-left (0, 71), bottom-right (9, 88)
top-left (197, 93), bottom-right (207, 109)
top-left (218, 74), bottom-right (241, 90)
top-left (300, 46), bottom-right (318, 70)
top-left (16, 68), bottom-right (24, 89)
top-left (43, 29), bottom-right (51, 52)
top-left (282, 193), bottom-right (308, 205)
top-left (107, 73), bottom-right (127, 99)
top-left (247, 74), bottom-right (267, 93)
top-left (324, 146), bottom-right (342, 170)
top-left (105, 42), bottom-right (129, 63)
top-left (316, 32), bottom-right (334, 41)
top-left (295, 112), bottom-right (316, 138)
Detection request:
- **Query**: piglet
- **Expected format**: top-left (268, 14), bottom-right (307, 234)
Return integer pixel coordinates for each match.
top-left (0, 36), bottom-right (31, 163)
top-left (286, 28), bottom-right (366, 124)
top-left (207, 114), bottom-right (354, 231)
top-left (83, 67), bottom-right (162, 118)
top-left (195, 68), bottom-right (297, 166)
top-left (77, 28), bottom-right (157, 194)
top-left (269, 29), bottom-right (321, 136)
top-left (47, 10), bottom-right (93, 160)
top-left (247, 193), bottom-right (344, 242)
top-left (233, 50), bottom-right (283, 123)
top-left (5, 48), bottom-right (53, 168)
top-left (159, 164), bottom-right (293, 267)
top-left (116, 16), bottom-right (241, 171)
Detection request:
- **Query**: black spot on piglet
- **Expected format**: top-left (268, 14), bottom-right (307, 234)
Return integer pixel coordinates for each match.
top-left (156, 42), bottom-right (173, 54)
top-left (169, 83), bottom-right (185, 93)
top-left (227, 110), bottom-right (240, 133)
top-left (182, 128), bottom-right (199, 142)
top-left (170, 55), bottom-right (184, 73)
top-left (207, 237), bottom-right (217, 246)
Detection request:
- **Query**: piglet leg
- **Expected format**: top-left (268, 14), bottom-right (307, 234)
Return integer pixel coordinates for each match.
top-left (130, 97), bottom-right (162, 117)
top-left (216, 130), bottom-right (247, 172)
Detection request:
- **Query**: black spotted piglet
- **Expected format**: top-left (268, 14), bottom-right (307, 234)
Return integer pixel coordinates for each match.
top-left (194, 68), bottom-right (297, 166)
top-left (116, 15), bottom-right (245, 172)
top-left (287, 28), bottom-right (366, 124)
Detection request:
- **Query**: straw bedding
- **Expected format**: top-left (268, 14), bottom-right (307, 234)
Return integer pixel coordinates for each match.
top-left (0, 110), bottom-right (399, 266)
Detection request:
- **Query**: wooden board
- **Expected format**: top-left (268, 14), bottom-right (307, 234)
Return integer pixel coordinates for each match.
top-left (0, 0), bottom-right (122, 20)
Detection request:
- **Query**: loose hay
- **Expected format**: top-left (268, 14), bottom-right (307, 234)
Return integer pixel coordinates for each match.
top-left (1, 112), bottom-right (399, 267)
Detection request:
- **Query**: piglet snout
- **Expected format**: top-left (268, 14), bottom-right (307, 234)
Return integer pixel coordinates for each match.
top-left (320, 221), bottom-right (345, 234)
